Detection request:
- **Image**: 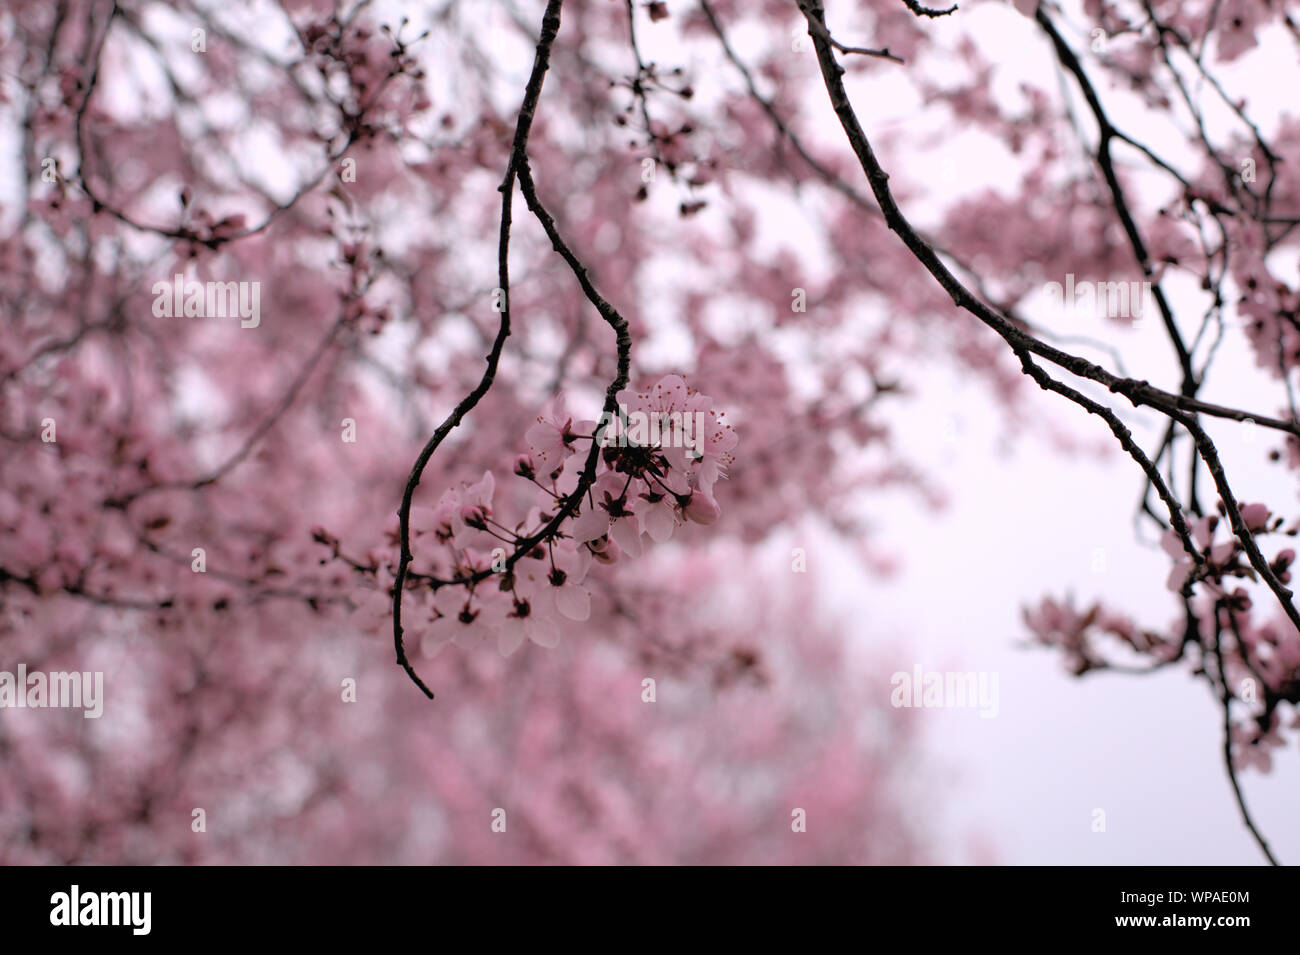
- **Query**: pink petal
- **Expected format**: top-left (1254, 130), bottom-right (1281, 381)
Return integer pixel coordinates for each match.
top-left (610, 516), bottom-right (643, 557)
top-left (573, 507), bottom-right (611, 543)
top-left (527, 616), bottom-right (560, 648)
top-left (497, 622), bottom-right (525, 657)
top-left (1240, 503), bottom-right (1270, 532)
top-left (684, 494), bottom-right (720, 526)
top-left (554, 584), bottom-right (591, 622)
top-left (644, 504), bottom-right (676, 543)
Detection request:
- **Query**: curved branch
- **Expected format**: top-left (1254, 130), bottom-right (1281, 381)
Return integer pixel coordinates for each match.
top-left (391, 0), bottom-right (566, 699)
top-left (1210, 610), bottom-right (1280, 866)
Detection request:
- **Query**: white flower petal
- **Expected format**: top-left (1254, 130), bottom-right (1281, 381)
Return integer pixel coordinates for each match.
top-left (528, 616), bottom-right (561, 648)
top-left (645, 504), bottom-right (676, 543)
top-left (573, 507), bottom-right (611, 543)
top-left (555, 584), bottom-right (591, 622)
top-left (498, 621), bottom-right (525, 656)
top-left (611, 516), bottom-right (643, 557)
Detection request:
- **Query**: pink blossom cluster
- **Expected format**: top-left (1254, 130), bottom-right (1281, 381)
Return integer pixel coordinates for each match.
top-left (1023, 597), bottom-right (1178, 677)
top-left (1158, 504), bottom-right (1295, 599)
top-left (1028, 502), bottom-right (1300, 772)
top-left (382, 375), bottom-right (737, 658)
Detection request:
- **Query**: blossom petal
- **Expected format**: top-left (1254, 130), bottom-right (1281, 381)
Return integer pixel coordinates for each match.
top-left (528, 616), bottom-right (561, 648)
top-left (573, 507), bottom-right (611, 543)
top-left (498, 621), bottom-right (526, 657)
top-left (644, 504), bottom-right (676, 543)
top-left (611, 516), bottom-right (643, 557)
top-left (555, 584), bottom-right (591, 622)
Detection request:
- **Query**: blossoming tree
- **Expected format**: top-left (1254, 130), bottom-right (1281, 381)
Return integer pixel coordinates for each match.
top-left (1, 0), bottom-right (1298, 863)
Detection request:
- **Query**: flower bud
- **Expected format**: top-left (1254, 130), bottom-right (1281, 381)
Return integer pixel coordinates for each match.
top-left (684, 493), bottom-right (720, 526)
top-left (459, 504), bottom-right (487, 529)
top-left (1241, 502), bottom-right (1270, 532)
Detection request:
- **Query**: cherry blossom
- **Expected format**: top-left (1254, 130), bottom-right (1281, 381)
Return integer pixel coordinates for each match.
top-left (4, 0), bottom-right (1298, 867)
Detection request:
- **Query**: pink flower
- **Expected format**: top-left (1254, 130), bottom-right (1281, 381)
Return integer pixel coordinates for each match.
top-left (1023, 597), bottom-right (1085, 644)
top-left (573, 471), bottom-right (645, 557)
top-left (449, 471), bottom-right (495, 548)
top-left (411, 490), bottom-right (459, 543)
top-left (349, 577), bottom-right (396, 635)
top-left (639, 488), bottom-right (679, 542)
top-left (423, 593), bottom-right (498, 653)
top-left (1240, 502), bottom-right (1270, 532)
top-left (617, 375), bottom-right (690, 428)
top-left (682, 392), bottom-right (737, 497)
top-left (1214, 0), bottom-right (1266, 63)
top-left (497, 599), bottom-right (560, 656)
top-left (1162, 515), bottom-right (1239, 592)
top-left (545, 543), bottom-right (592, 621)
top-left (526, 393), bottom-right (580, 476)
top-left (1160, 527), bottom-right (1198, 592)
top-left (615, 375), bottom-right (737, 500)
top-left (1230, 722), bottom-right (1283, 774)
top-left (683, 492), bottom-right (720, 526)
